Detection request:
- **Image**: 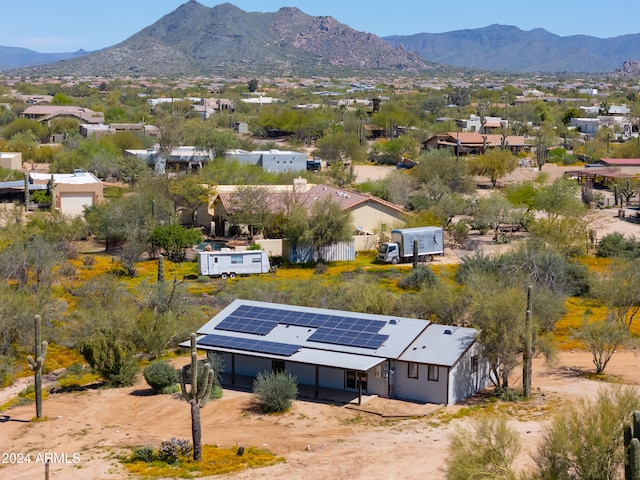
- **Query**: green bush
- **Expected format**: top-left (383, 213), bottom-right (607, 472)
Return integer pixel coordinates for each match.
top-left (131, 446), bottom-right (155, 463)
top-left (596, 232), bottom-right (640, 259)
top-left (79, 330), bottom-right (140, 388)
top-left (144, 360), bottom-right (179, 393)
top-left (398, 265), bottom-right (438, 290)
top-left (253, 370), bottom-right (298, 413)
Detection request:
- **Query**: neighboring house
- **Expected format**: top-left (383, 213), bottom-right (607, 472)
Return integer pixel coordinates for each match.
top-left (80, 123), bottom-right (159, 138)
top-left (189, 299), bottom-right (491, 405)
top-left (569, 118), bottom-right (599, 134)
top-left (30, 170), bottom-right (103, 217)
top-left (125, 146), bottom-right (213, 174)
top-left (191, 98), bottom-right (234, 119)
top-left (22, 106), bottom-right (105, 125)
top-left (456, 114), bottom-right (508, 133)
top-left (422, 132), bottom-right (530, 156)
top-left (224, 149), bottom-right (308, 173)
top-left (205, 178), bottom-right (406, 239)
top-left (0, 152), bottom-right (22, 170)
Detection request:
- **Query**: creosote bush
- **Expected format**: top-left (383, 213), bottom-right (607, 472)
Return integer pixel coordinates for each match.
top-left (397, 265), bottom-right (438, 290)
top-left (144, 360), bottom-right (179, 393)
top-left (253, 370), bottom-right (298, 413)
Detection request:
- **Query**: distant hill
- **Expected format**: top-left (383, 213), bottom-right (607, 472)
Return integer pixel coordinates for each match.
top-left (384, 24), bottom-right (640, 73)
top-left (0, 46), bottom-right (91, 70)
top-left (11, 1), bottom-right (430, 77)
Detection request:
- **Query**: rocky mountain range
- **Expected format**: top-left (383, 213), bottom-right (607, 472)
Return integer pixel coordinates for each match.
top-left (8, 1), bottom-right (429, 77)
top-left (384, 24), bottom-right (640, 73)
top-left (3, 3), bottom-right (640, 76)
top-left (0, 46), bottom-right (91, 71)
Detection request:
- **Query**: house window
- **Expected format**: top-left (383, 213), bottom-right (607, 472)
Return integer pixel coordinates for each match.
top-left (471, 355), bottom-right (478, 373)
top-left (427, 365), bottom-right (439, 381)
top-left (408, 363), bottom-right (419, 379)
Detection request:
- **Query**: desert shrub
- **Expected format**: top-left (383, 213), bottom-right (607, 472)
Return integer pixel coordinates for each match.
top-left (144, 360), bottom-right (179, 393)
top-left (58, 261), bottom-right (76, 277)
top-left (158, 438), bottom-right (192, 464)
top-left (596, 232), bottom-right (640, 259)
top-left (56, 362), bottom-right (99, 389)
top-left (82, 255), bottom-right (95, 267)
top-left (535, 385), bottom-right (640, 480)
top-left (131, 446), bottom-right (155, 463)
top-left (253, 370), bottom-right (298, 413)
top-left (448, 220), bottom-right (469, 245)
top-left (397, 265), bottom-right (438, 290)
top-left (0, 356), bottom-right (14, 387)
top-left (78, 330), bottom-right (139, 387)
top-left (446, 416), bottom-right (520, 480)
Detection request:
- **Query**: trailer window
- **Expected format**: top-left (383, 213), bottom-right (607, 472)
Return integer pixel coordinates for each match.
top-left (231, 254), bottom-right (243, 264)
top-left (252, 257), bottom-right (261, 263)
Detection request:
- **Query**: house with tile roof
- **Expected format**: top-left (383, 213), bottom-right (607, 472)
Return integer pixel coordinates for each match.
top-left (422, 132), bottom-right (530, 156)
top-left (204, 179), bottom-right (406, 239)
top-left (188, 299), bottom-right (491, 405)
top-left (22, 106), bottom-right (105, 126)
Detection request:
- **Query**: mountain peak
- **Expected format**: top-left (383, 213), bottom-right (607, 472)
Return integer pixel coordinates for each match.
top-left (17, 2), bottom-right (427, 76)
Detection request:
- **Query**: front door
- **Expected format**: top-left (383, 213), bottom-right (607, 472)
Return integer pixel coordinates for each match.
top-left (272, 360), bottom-right (285, 373)
top-left (345, 370), bottom-right (367, 392)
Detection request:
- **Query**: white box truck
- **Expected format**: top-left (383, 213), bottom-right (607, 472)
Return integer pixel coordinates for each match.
top-left (377, 226), bottom-right (444, 264)
top-left (197, 250), bottom-right (272, 279)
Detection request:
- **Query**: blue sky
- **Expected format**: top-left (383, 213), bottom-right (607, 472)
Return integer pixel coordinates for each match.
top-left (2, 0), bottom-right (639, 53)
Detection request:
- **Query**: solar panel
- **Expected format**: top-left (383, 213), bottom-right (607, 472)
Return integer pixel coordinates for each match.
top-left (216, 316), bottom-right (277, 335)
top-left (308, 328), bottom-right (388, 349)
top-left (198, 334), bottom-right (300, 357)
top-left (215, 304), bottom-right (389, 348)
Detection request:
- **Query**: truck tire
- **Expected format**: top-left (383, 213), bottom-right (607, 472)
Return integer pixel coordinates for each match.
top-left (391, 256), bottom-right (399, 265)
top-left (220, 273), bottom-right (228, 280)
top-left (229, 272), bottom-right (236, 279)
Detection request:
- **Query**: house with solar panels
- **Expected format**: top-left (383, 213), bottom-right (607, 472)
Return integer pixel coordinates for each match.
top-left (191, 299), bottom-right (492, 405)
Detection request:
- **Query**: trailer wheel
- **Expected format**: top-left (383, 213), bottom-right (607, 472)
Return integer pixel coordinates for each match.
top-left (220, 273), bottom-right (228, 280)
top-left (391, 257), bottom-right (399, 265)
top-left (229, 272), bottom-right (236, 279)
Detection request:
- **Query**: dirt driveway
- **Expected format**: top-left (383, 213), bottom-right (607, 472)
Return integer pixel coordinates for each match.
top-left (1, 350), bottom-right (639, 480)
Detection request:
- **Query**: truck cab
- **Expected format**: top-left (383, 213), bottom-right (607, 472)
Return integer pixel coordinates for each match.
top-left (377, 242), bottom-right (400, 264)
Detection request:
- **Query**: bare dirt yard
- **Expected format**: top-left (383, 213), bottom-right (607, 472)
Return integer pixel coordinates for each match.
top-left (1, 351), bottom-right (639, 480)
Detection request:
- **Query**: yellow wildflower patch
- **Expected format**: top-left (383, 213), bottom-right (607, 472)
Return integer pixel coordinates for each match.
top-left (123, 444), bottom-right (285, 478)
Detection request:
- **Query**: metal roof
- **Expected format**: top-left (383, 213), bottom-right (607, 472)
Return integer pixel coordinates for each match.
top-left (195, 299), bottom-right (438, 368)
top-left (398, 324), bottom-right (478, 367)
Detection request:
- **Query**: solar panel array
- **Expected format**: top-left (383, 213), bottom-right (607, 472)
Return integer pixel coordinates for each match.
top-left (214, 304), bottom-right (389, 350)
top-left (198, 334), bottom-right (300, 357)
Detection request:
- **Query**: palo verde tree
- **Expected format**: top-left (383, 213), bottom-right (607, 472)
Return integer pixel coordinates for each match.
top-left (446, 416), bottom-right (521, 480)
top-left (467, 149), bottom-right (518, 188)
top-left (535, 386), bottom-right (640, 480)
top-left (180, 333), bottom-right (214, 462)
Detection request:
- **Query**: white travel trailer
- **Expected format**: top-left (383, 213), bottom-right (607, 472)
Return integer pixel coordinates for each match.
top-left (197, 250), bottom-right (271, 279)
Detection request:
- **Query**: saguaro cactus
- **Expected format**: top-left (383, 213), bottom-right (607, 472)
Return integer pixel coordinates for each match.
top-left (27, 314), bottom-right (47, 419)
top-left (522, 285), bottom-right (535, 398)
top-left (157, 255), bottom-right (165, 283)
top-left (625, 410), bottom-right (640, 480)
top-left (180, 333), bottom-right (213, 461)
